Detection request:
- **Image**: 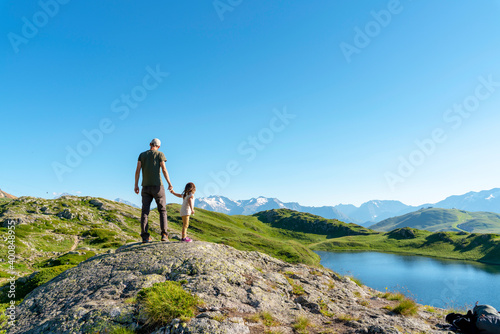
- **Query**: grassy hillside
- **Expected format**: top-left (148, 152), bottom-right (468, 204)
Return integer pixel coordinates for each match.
top-left (370, 208), bottom-right (500, 233)
top-left (2, 196), bottom-right (500, 293)
top-left (254, 209), bottom-right (373, 237)
top-left (248, 209), bottom-right (500, 265)
top-left (0, 196), bottom-right (326, 280)
top-left (310, 227), bottom-right (500, 264)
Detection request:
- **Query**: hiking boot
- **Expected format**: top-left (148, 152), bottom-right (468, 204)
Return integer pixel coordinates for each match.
top-left (161, 233), bottom-right (169, 242)
top-left (142, 237), bottom-right (153, 243)
top-left (181, 237), bottom-right (192, 243)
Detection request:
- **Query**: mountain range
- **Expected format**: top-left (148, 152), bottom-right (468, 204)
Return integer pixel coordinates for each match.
top-left (194, 196), bottom-right (351, 221)
top-left (114, 198), bottom-right (140, 208)
top-left (195, 188), bottom-right (500, 225)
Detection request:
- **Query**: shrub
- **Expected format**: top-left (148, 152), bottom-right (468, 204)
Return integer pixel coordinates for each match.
top-left (137, 281), bottom-right (203, 326)
top-left (292, 316), bottom-right (311, 334)
top-left (392, 299), bottom-right (418, 316)
top-left (81, 228), bottom-right (117, 244)
top-left (380, 292), bottom-right (405, 301)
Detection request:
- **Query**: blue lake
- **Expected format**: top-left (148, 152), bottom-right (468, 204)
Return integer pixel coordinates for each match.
top-left (316, 251), bottom-right (500, 309)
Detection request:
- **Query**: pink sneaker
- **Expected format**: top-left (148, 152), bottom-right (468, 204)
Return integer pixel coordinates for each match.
top-left (181, 237), bottom-right (192, 242)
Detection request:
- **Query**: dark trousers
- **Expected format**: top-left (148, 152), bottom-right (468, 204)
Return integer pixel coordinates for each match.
top-left (141, 185), bottom-right (168, 240)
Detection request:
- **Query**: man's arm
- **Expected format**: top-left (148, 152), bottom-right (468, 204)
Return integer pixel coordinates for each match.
top-left (134, 161), bottom-right (141, 194)
top-left (160, 161), bottom-right (173, 191)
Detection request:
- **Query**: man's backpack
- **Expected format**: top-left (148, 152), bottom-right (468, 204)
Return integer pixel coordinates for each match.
top-left (473, 305), bottom-right (500, 334)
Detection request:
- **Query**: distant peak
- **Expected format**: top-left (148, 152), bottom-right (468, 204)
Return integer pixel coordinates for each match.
top-left (0, 189), bottom-right (17, 199)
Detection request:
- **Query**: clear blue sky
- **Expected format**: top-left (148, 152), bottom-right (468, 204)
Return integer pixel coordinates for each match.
top-left (2, 0), bottom-right (500, 207)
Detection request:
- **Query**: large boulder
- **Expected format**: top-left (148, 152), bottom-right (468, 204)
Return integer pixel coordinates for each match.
top-left (10, 242), bottom-right (449, 334)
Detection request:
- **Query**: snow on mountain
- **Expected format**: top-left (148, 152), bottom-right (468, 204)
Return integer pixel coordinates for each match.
top-left (114, 198), bottom-right (140, 208)
top-left (345, 200), bottom-right (425, 226)
top-left (195, 196), bottom-right (350, 221)
top-left (195, 188), bottom-right (500, 225)
top-left (195, 196), bottom-right (242, 214)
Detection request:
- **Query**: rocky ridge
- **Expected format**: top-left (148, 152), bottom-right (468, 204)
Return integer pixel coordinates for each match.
top-left (0, 189), bottom-right (16, 199)
top-left (11, 241), bottom-right (451, 334)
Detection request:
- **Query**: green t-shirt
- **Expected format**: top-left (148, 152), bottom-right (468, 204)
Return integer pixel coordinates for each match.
top-left (138, 150), bottom-right (167, 186)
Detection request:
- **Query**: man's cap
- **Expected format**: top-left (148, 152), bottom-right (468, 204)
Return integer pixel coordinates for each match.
top-left (150, 138), bottom-right (161, 147)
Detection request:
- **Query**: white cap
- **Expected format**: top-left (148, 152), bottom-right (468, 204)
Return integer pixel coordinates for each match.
top-left (150, 138), bottom-right (161, 147)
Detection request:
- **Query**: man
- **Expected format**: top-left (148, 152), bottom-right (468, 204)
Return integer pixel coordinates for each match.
top-left (134, 138), bottom-right (173, 243)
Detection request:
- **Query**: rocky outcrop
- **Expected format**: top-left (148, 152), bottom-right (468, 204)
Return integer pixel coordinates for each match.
top-left (0, 189), bottom-right (16, 199)
top-left (10, 241), bottom-right (450, 334)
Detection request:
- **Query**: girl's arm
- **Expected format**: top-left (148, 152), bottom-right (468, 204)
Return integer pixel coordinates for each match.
top-left (170, 190), bottom-right (183, 198)
top-left (189, 195), bottom-right (195, 215)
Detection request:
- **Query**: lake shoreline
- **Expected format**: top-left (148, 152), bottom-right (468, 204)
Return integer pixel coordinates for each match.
top-left (315, 250), bottom-right (500, 309)
top-left (312, 247), bottom-right (500, 267)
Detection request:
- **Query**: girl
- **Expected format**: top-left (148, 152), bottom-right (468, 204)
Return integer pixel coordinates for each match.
top-left (170, 182), bottom-right (196, 242)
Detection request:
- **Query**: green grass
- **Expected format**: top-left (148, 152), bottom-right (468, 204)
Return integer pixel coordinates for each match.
top-left (337, 313), bottom-right (360, 322)
top-left (292, 316), bottom-right (311, 334)
top-left (246, 312), bottom-right (280, 327)
top-left (35, 251), bottom-right (96, 268)
top-left (167, 206), bottom-right (323, 266)
top-left (380, 292), bottom-right (405, 301)
top-left (81, 228), bottom-right (118, 244)
top-left (347, 276), bottom-right (363, 287)
top-left (283, 272), bottom-right (306, 295)
top-left (107, 325), bottom-right (136, 334)
top-left (0, 265), bottom-right (73, 303)
top-left (136, 281), bottom-right (203, 326)
top-left (319, 299), bottom-right (335, 317)
top-left (391, 299), bottom-right (419, 316)
top-left (0, 303), bottom-right (9, 334)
